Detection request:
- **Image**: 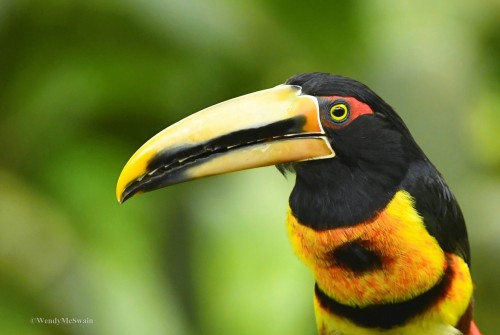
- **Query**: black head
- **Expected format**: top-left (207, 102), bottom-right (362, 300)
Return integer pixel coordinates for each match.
top-left (286, 73), bottom-right (417, 144)
top-left (282, 73), bottom-right (426, 229)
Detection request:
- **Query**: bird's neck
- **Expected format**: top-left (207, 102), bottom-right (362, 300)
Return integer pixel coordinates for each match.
top-left (287, 157), bottom-right (474, 334)
top-left (289, 156), bottom-right (409, 230)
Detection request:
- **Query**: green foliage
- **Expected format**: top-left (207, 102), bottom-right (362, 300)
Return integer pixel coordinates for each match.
top-left (1, 0), bottom-right (498, 334)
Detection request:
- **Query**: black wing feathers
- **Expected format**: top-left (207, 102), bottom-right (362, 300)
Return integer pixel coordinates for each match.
top-left (402, 160), bottom-right (470, 264)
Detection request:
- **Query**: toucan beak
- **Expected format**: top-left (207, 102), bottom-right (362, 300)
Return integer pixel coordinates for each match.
top-left (116, 84), bottom-right (334, 203)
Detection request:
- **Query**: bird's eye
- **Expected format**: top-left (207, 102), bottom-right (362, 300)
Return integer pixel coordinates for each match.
top-left (329, 103), bottom-right (350, 123)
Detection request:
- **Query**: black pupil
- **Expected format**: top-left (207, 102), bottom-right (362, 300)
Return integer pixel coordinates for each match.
top-left (333, 106), bottom-right (346, 118)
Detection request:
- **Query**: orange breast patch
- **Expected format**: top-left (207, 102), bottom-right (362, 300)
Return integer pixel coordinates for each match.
top-left (287, 190), bottom-right (446, 306)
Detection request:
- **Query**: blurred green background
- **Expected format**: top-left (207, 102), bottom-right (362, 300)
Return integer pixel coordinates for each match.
top-left (1, 0), bottom-right (499, 334)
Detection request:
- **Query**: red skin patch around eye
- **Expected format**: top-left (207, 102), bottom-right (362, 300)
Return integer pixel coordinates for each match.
top-left (322, 96), bottom-right (374, 129)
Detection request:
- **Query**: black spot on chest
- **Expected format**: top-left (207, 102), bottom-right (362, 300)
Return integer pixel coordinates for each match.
top-left (328, 241), bottom-right (383, 274)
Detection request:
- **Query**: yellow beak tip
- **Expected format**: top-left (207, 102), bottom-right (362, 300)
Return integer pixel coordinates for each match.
top-left (116, 190), bottom-right (123, 204)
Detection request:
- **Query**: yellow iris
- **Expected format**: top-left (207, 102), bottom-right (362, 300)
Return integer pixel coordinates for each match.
top-left (329, 103), bottom-right (349, 123)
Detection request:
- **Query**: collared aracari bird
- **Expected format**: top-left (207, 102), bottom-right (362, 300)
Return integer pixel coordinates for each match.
top-left (116, 73), bottom-right (481, 335)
